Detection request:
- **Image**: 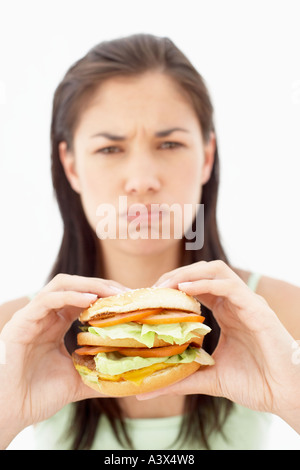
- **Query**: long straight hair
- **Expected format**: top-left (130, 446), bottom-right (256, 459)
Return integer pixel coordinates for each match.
top-left (48, 33), bottom-right (233, 450)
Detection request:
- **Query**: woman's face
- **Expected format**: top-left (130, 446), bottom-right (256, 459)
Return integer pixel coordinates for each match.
top-left (60, 71), bottom-right (215, 255)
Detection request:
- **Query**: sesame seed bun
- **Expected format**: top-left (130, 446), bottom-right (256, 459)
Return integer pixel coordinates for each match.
top-left (79, 287), bottom-right (201, 322)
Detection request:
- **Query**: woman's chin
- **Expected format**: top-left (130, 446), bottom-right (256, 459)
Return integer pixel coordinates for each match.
top-left (102, 236), bottom-right (182, 257)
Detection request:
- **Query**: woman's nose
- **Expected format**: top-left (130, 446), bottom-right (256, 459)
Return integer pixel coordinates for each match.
top-left (124, 174), bottom-right (161, 195)
top-left (123, 156), bottom-right (161, 195)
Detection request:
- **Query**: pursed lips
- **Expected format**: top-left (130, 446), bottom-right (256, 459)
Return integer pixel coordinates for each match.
top-left (120, 203), bottom-right (170, 221)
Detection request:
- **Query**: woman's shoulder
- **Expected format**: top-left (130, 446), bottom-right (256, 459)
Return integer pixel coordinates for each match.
top-left (233, 266), bottom-right (300, 336)
top-left (233, 266), bottom-right (300, 296)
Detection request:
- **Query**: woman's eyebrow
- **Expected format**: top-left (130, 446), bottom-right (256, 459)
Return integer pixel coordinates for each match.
top-left (90, 127), bottom-right (190, 141)
top-left (156, 127), bottom-right (189, 138)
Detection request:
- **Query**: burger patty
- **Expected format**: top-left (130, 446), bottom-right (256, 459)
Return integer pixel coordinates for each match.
top-left (72, 352), bottom-right (96, 370)
top-left (82, 312), bottom-right (116, 324)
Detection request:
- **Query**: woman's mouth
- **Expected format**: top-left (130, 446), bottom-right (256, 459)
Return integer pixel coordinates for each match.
top-left (120, 203), bottom-right (170, 224)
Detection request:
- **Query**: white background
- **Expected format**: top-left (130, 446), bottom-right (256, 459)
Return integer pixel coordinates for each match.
top-left (0, 0), bottom-right (299, 450)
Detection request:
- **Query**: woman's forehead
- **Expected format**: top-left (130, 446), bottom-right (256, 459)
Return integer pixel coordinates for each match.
top-left (84, 72), bottom-right (192, 111)
top-left (75, 73), bottom-right (198, 136)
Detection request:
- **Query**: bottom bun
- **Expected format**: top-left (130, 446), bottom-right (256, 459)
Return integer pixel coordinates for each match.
top-left (78, 361), bottom-right (201, 397)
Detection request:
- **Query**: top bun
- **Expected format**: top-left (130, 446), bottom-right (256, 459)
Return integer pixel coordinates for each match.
top-left (79, 287), bottom-right (201, 322)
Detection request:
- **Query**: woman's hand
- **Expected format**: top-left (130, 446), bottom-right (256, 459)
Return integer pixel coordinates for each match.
top-left (0, 274), bottom-right (129, 447)
top-left (139, 261), bottom-right (300, 431)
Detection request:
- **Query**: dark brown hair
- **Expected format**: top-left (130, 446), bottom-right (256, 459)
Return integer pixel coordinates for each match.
top-left (49, 33), bottom-right (233, 450)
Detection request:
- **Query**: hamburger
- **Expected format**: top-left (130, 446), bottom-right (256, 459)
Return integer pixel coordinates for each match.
top-left (72, 287), bottom-right (214, 396)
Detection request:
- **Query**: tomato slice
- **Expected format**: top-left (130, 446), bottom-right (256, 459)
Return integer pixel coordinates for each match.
top-left (74, 345), bottom-right (118, 355)
top-left (117, 342), bottom-right (190, 358)
top-left (88, 308), bottom-right (163, 328)
top-left (139, 312), bottom-right (205, 325)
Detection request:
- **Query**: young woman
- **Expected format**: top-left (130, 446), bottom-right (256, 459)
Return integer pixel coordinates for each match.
top-left (0, 33), bottom-right (299, 450)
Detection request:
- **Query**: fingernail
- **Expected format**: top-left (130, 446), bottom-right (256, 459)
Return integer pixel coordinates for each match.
top-left (153, 279), bottom-right (171, 288)
top-left (178, 282), bottom-right (193, 288)
top-left (83, 293), bottom-right (98, 300)
top-left (82, 292), bottom-right (98, 299)
top-left (108, 285), bottom-right (130, 293)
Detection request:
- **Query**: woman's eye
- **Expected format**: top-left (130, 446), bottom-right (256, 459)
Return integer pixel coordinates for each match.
top-left (96, 146), bottom-right (121, 154)
top-left (160, 141), bottom-right (183, 150)
top-left (94, 142), bottom-right (183, 155)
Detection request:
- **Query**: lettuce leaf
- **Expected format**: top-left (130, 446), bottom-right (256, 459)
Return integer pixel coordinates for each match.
top-left (94, 348), bottom-right (198, 376)
top-left (88, 321), bottom-right (211, 348)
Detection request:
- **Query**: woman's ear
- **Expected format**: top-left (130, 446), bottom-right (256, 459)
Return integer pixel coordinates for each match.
top-left (58, 141), bottom-right (81, 194)
top-left (201, 132), bottom-right (216, 185)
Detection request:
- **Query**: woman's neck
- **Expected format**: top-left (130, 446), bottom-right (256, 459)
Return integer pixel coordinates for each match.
top-left (119, 395), bottom-right (185, 419)
top-left (99, 240), bottom-right (183, 289)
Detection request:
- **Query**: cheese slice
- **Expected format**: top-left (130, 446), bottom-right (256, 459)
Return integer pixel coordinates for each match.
top-left (75, 362), bottom-right (177, 385)
top-left (114, 362), bottom-right (177, 385)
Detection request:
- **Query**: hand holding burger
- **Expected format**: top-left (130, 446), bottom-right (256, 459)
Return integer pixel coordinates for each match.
top-left (0, 274), bottom-right (130, 449)
top-left (1, 262), bottom-right (299, 451)
top-left (73, 287), bottom-right (214, 396)
top-left (137, 261), bottom-right (300, 435)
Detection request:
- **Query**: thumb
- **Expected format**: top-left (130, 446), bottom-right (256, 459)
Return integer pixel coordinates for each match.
top-left (72, 380), bottom-right (108, 402)
top-left (136, 363), bottom-right (221, 401)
